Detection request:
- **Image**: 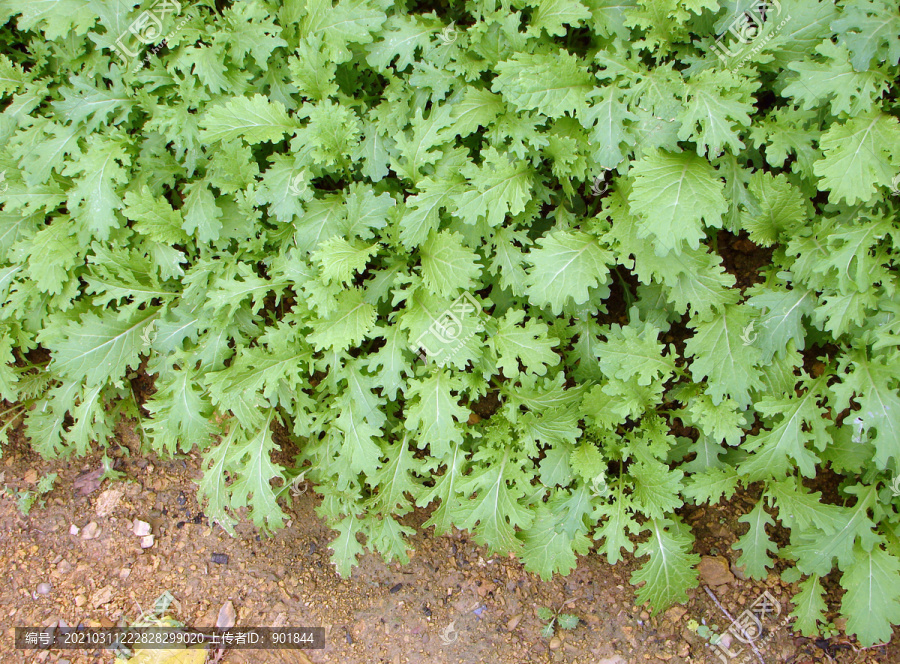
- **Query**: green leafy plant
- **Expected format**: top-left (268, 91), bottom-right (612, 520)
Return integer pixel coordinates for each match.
top-left (820, 621), bottom-right (840, 640)
top-left (99, 453), bottom-right (127, 481)
top-left (537, 605), bottom-right (579, 639)
top-left (1, 0), bottom-right (900, 650)
top-left (4, 472), bottom-right (57, 515)
top-left (686, 617), bottom-right (720, 643)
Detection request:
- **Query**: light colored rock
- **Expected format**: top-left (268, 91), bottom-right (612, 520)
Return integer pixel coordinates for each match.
top-left (506, 614), bottom-right (523, 631)
top-left (132, 520), bottom-right (152, 537)
top-left (36, 583), bottom-right (52, 595)
top-left (139, 535), bottom-right (154, 549)
top-left (80, 522), bottom-right (101, 540)
top-left (216, 600), bottom-right (236, 629)
top-left (95, 489), bottom-right (123, 517)
top-left (74, 595), bottom-right (87, 607)
top-left (731, 563), bottom-right (748, 581)
top-left (597, 657), bottom-right (627, 664)
top-left (699, 555), bottom-right (734, 587)
top-left (69, 524), bottom-right (80, 536)
top-left (90, 585), bottom-right (114, 608)
top-left (549, 636), bottom-right (562, 650)
top-left (665, 605), bottom-right (688, 622)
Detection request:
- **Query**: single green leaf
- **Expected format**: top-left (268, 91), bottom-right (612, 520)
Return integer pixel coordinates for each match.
top-left (630, 518), bottom-right (700, 615)
top-left (200, 94), bottom-right (301, 144)
top-left (525, 230), bottom-right (611, 315)
top-left (789, 575), bottom-right (828, 637)
top-left (840, 545), bottom-right (900, 647)
top-left (628, 150), bottom-right (727, 255)
top-left (733, 500), bottom-right (778, 580)
top-left (41, 308), bottom-right (160, 387)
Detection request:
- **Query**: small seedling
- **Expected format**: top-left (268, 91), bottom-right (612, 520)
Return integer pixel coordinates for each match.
top-left (686, 617), bottom-right (720, 643)
top-left (100, 454), bottom-right (127, 482)
top-left (820, 621), bottom-right (840, 639)
top-left (4, 472), bottom-right (57, 516)
top-left (537, 605), bottom-right (579, 639)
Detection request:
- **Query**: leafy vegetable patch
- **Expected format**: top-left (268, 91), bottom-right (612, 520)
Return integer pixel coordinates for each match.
top-left (1, 0), bottom-right (899, 647)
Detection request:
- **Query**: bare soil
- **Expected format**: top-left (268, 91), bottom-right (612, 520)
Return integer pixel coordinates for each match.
top-left (0, 418), bottom-right (897, 664)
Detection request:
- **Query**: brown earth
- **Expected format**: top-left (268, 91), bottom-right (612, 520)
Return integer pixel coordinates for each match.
top-left (0, 418), bottom-right (897, 664)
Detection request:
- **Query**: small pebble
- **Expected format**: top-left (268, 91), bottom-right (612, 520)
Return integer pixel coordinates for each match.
top-left (549, 636), bottom-right (562, 650)
top-left (36, 583), bottom-right (51, 595)
top-left (389, 583), bottom-right (402, 594)
top-left (140, 535), bottom-right (154, 549)
top-left (80, 522), bottom-right (101, 540)
top-left (132, 520), bottom-right (152, 537)
top-left (69, 525), bottom-right (80, 536)
top-left (422, 604), bottom-right (432, 617)
top-left (211, 553), bottom-right (228, 565)
top-left (176, 493), bottom-right (186, 506)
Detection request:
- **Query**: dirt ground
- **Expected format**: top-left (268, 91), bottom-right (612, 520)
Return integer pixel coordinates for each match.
top-left (1, 418), bottom-right (898, 664)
